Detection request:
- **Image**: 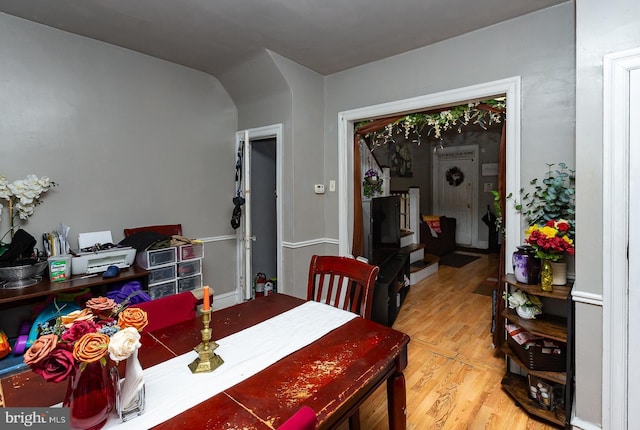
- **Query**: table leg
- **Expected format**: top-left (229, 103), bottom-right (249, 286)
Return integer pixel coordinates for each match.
top-left (387, 370), bottom-right (407, 430)
top-left (348, 409), bottom-right (361, 430)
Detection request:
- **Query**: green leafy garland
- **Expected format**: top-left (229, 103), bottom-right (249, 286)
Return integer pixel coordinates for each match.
top-left (357, 99), bottom-right (505, 145)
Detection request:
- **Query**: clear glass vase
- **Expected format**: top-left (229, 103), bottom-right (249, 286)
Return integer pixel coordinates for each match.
top-left (540, 259), bottom-right (553, 292)
top-left (117, 348), bottom-right (145, 422)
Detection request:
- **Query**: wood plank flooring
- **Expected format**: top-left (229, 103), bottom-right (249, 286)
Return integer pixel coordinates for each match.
top-left (357, 252), bottom-right (557, 429)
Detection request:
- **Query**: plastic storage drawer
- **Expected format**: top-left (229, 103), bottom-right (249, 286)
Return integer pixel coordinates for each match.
top-left (136, 247), bottom-right (177, 269)
top-left (149, 280), bottom-right (177, 300)
top-left (178, 273), bottom-right (202, 293)
top-left (177, 259), bottom-right (201, 278)
top-left (177, 243), bottom-right (203, 261)
top-left (148, 264), bottom-right (177, 285)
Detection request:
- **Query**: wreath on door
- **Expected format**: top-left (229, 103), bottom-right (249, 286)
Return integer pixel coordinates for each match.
top-left (445, 166), bottom-right (464, 186)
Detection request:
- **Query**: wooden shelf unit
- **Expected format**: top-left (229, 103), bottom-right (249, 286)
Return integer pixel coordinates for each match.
top-left (0, 266), bottom-right (150, 306)
top-left (501, 274), bottom-right (574, 429)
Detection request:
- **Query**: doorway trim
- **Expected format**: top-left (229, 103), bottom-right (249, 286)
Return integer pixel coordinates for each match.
top-left (235, 123), bottom-right (283, 302)
top-left (338, 77), bottom-right (522, 263)
top-left (602, 46), bottom-right (640, 430)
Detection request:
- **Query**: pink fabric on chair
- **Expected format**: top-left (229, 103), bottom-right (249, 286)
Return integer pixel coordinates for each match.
top-left (134, 291), bottom-right (198, 332)
top-left (278, 406), bottom-right (318, 430)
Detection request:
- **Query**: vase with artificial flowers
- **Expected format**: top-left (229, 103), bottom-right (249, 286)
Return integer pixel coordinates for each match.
top-left (525, 219), bottom-right (575, 291)
top-left (23, 296), bottom-right (149, 430)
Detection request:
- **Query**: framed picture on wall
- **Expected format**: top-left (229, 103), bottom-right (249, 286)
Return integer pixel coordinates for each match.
top-left (388, 142), bottom-right (413, 177)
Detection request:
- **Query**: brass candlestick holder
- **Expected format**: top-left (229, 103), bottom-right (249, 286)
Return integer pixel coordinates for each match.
top-left (188, 309), bottom-right (224, 373)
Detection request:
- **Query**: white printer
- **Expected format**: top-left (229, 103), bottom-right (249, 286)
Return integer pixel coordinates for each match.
top-left (71, 231), bottom-right (136, 275)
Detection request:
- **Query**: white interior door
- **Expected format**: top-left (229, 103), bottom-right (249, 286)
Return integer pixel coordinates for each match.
top-left (432, 145), bottom-right (479, 247)
top-left (235, 131), bottom-right (253, 301)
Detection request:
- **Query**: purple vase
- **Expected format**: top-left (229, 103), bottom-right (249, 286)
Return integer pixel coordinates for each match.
top-left (512, 245), bottom-right (541, 285)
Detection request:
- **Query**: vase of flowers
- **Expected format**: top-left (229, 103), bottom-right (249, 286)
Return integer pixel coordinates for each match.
top-left (110, 309), bottom-right (149, 422)
top-left (524, 219), bottom-right (575, 291)
top-left (23, 297), bottom-right (149, 430)
top-left (504, 289), bottom-right (543, 319)
top-left (63, 357), bottom-right (117, 430)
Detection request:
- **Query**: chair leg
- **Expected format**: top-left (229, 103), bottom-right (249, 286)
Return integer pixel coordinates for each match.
top-left (348, 409), bottom-right (361, 430)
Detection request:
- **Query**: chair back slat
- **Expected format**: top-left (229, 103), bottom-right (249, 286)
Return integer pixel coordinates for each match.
top-left (307, 255), bottom-right (379, 319)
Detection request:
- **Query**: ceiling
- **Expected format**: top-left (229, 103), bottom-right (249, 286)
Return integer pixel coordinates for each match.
top-left (0, 0), bottom-right (568, 77)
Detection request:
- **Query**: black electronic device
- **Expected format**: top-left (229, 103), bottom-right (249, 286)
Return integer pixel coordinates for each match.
top-left (368, 195), bottom-right (401, 266)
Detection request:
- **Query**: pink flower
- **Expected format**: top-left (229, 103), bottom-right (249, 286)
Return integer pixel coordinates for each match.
top-left (30, 347), bottom-right (76, 383)
top-left (61, 320), bottom-right (99, 344)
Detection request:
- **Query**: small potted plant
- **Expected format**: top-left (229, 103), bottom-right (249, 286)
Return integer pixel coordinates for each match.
top-left (514, 162), bottom-right (575, 239)
top-left (494, 163), bottom-right (575, 290)
top-left (492, 163), bottom-right (575, 237)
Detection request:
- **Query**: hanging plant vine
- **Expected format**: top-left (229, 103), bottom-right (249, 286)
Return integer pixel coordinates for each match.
top-left (356, 98), bottom-right (506, 148)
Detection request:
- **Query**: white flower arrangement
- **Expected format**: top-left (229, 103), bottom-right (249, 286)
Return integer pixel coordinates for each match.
top-left (0, 174), bottom-right (57, 241)
top-left (504, 289), bottom-right (543, 318)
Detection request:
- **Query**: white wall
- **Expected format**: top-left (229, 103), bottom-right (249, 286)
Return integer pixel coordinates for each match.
top-left (0, 13), bottom-right (239, 295)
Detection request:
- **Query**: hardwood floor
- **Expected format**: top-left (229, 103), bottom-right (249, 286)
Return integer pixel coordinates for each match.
top-left (357, 252), bottom-right (557, 430)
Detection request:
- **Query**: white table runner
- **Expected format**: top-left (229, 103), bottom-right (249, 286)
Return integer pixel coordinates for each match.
top-left (103, 300), bottom-right (357, 429)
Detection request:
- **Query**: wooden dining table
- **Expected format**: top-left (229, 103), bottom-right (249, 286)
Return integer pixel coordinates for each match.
top-left (1, 293), bottom-right (410, 430)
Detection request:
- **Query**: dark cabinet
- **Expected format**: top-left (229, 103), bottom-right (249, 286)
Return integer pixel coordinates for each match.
top-left (371, 253), bottom-right (409, 327)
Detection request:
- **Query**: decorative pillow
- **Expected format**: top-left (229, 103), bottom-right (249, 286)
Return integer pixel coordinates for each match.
top-left (421, 215), bottom-right (442, 236)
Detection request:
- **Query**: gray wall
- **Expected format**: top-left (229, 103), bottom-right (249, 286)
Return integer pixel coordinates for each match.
top-left (322, 0), bottom-right (583, 423)
top-left (218, 50), bottom-right (327, 298)
top-left (0, 13), bottom-right (239, 296)
top-left (3, 1), bottom-right (624, 426)
top-left (323, 4), bottom-right (575, 242)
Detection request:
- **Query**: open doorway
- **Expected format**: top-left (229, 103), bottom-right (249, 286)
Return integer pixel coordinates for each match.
top-left (251, 137), bottom-right (278, 287)
top-left (235, 124), bottom-right (283, 302)
top-left (337, 77), bottom-right (523, 265)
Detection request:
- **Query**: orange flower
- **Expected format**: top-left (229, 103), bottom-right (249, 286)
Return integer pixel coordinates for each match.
top-left (85, 297), bottom-right (117, 319)
top-left (24, 334), bottom-right (58, 366)
top-left (61, 308), bottom-right (94, 328)
top-left (118, 307), bottom-right (148, 332)
top-left (72, 332), bottom-right (109, 363)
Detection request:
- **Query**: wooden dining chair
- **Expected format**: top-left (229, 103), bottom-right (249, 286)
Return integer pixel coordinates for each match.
top-left (133, 290), bottom-right (199, 332)
top-left (306, 254), bottom-right (379, 320)
top-left (123, 224), bottom-right (183, 237)
top-left (277, 406), bottom-right (318, 430)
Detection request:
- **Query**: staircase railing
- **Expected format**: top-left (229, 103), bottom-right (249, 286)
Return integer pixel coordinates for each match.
top-left (359, 140), bottom-right (420, 246)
